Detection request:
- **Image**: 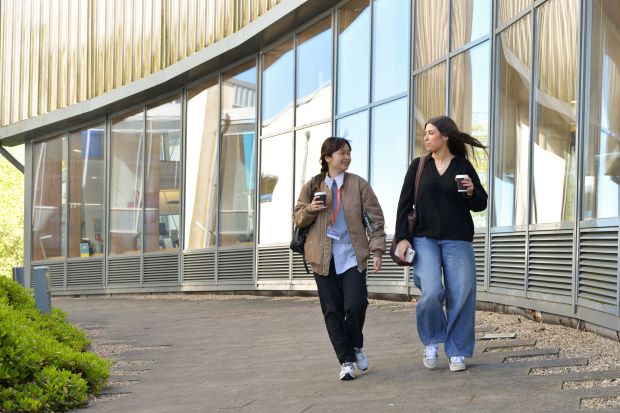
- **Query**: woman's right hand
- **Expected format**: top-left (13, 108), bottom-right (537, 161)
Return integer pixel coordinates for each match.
top-left (396, 239), bottom-right (412, 260)
top-left (307, 195), bottom-right (327, 212)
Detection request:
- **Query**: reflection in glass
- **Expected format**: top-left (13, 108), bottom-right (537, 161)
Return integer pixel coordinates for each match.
top-left (262, 39), bottom-right (294, 135)
top-left (185, 79), bottom-right (219, 250)
top-left (415, 0), bottom-right (448, 68)
top-left (450, 43), bottom-right (490, 228)
top-left (414, 62), bottom-right (446, 156)
top-left (259, 134), bottom-right (293, 244)
top-left (296, 18), bottom-right (332, 126)
top-left (532, 0), bottom-right (579, 224)
top-left (583, 0), bottom-right (620, 220)
top-left (144, 96), bottom-right (181, 252)
top-left (109, 109), bottom-right (144, 255)
top-left (494, 16), bottom-right (531, 227)
top-left (68, 125), bottom-right (105, 258)
top-left (336, 110), bottom-right (369, 179)
top-left (371, 98), bottom-right (407, 234)
top-left (337, 0), bottom-right (370, 114)
top-left (451, 0), bottom-right (492, 50)
top-left (294, 123), bottom-right (332, 201)
top-left (220, 63), bottom-right (257, 246)
top-left (372, 0), bottom-right (409, 102)
top-left (32, 135), bottom-right (66, 260)
top-left (498, 0), bottom-right (532, 26)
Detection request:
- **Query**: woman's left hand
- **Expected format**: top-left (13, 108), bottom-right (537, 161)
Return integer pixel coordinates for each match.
top-left (373, 256), bottom-right (382, 273)
top-left (460, 175), bottom-right (475, 197)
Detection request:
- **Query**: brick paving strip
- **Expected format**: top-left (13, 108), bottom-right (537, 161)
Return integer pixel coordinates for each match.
top-left (57, 295), bottom-right (620, 413)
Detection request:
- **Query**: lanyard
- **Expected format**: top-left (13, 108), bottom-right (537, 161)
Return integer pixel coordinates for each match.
top-left (331, 187), bottom-right (342, 225)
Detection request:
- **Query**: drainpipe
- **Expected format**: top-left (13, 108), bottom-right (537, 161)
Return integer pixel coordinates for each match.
top-left (0, 143), bottom-right (24, 174)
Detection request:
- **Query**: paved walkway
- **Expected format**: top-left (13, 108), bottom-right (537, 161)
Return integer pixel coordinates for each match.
top-left (56, 295), bottom-right (620, 413)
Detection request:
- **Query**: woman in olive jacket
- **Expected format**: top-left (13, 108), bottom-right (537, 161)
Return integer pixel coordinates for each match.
top-left (293, 137), bottom-right (386, 381)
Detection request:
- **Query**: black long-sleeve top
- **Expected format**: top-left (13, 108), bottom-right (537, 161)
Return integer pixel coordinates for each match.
top-left (394, 155), bottom-right (488, 243)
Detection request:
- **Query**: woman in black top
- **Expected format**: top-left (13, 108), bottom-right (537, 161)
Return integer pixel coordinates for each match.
top-left (394, 116), bottom-right (487, 372)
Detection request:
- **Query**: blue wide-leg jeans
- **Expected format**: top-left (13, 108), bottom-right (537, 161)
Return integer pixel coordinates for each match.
top-left (412, 237), bottom-right (477, 358)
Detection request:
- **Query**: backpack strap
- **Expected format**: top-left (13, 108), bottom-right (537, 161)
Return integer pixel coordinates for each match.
top-left (301, 174), bottom-right (321, 274)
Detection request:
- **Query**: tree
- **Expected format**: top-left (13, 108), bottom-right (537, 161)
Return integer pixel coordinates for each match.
top-left (0, 153), bottom-right (24, 277)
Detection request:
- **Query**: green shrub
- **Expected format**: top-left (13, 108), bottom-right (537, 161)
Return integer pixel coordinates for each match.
top-left (0, 274), bottom-right (34, 310)
top-left (0, 278), bottom-right (111, 412)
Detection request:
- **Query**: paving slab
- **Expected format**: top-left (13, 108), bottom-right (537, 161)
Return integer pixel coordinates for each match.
top-left (54, 296), bottom-right (605, 413)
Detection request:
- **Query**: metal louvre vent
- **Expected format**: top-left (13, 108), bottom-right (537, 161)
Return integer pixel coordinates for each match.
top-left (473, 233), bottom-right (486, 286)
top-left (32, 261), bottom-right (65, 291)
top-left (490, 232), bottom-right (526, 290)
top-left (182, 250), bottom-right (215, 283)
top-left (528, 230), bottom-right (573, 296)
top-left (370, 240), bottom-right (405, 282)
top-left (143, 253), bottom-right (179, 285)
top-left (578, 227), bottom-right (618, 308)
top-left (258, 246), bottom-right (290, 280)
top-left (292, 251), bottom-right (313, 280)
top-left (107, 256), bottom-right (140, 286)
top-left (67, 259), bottom-right (103, 289)
top-left (218, 248), bottom-right (254, 282)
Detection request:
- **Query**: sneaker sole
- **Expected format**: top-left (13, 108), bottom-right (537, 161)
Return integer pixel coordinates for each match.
top-left (449, 364), bottom-right (466, 372)
top-left (340, 373), bottom-right (356, 380)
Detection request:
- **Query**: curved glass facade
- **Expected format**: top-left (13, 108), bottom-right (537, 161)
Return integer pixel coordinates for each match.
top-left (9, 0), bottom-right (619, 332)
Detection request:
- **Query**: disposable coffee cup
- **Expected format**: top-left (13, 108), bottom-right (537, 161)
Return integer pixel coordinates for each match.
top-left (455, 175), bottom-right (468, 192)
top-left (314, 192), bottom-right (327, 208)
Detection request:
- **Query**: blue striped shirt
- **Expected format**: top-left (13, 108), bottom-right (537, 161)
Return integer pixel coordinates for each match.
top-left (325, 173), bottom-right (358, 275)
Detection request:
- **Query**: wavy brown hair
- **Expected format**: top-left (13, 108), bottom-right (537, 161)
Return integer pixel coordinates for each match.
top-left (425, 116), bottom-right (486, 161)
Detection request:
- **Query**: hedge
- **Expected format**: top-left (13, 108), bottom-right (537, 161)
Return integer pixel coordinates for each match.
top-left (0, 276), bottom-right (111, 412)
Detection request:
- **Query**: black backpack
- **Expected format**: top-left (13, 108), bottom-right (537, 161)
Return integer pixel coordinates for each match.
top-left (290, 175), bottom-right (320, 273)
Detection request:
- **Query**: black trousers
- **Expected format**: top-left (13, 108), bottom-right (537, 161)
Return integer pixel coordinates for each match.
top-left (314, 259), bottom-right (368, 364)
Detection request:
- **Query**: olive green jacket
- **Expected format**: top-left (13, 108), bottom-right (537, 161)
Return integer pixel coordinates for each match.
top-left (293, 173), bottom-right (386, 276)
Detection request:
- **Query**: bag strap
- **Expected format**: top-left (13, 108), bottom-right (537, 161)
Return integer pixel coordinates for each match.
top-left (301, 174), bottom-right (321, 274)
top-left (414, 155), bottom-right (426, 205)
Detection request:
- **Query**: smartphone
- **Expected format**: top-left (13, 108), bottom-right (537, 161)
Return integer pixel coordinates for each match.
top-left (405, 247), bottom-right (415, 263)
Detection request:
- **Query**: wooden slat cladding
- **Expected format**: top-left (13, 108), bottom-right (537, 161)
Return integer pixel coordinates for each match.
top-left (0, 0), bottom-right (281, 127)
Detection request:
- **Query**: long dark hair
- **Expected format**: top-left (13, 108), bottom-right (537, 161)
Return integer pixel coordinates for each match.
top-left (319, 136), bottom-right (351, 184)
top-left (425, 116), bottom-right (486, 161)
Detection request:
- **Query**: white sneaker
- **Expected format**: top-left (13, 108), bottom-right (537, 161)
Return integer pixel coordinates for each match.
top-left (423, 344), bottom-right (439, 369)
top-left (339, 362), bottom-right (356, 380)
top-left (354, 348), bottom-right (368, 372)
top-left (449, 356), bottom-right (466, 372)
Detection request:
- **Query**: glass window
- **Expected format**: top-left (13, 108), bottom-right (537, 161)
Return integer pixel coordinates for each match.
top-left (296, 17), bottom-right (332, 126)
top-left (294, 122), bottom-right (332, 201)
top-left (259, 133), bottom-right (293, 245)
top-left (372, 0), bottom-right (409, 102)
top-left (371, 98), bottom-right (408, 234)
top-left (532, 0), bottom-right (579, 224)
top-left (32, 135), bottom-right (66, 260)
top-left (450, 42), bottom-right (490, 228)
top-left (109, 109), bottom-right (144, 255)
top-left (261, 39), bottom-right (294, 136)
top-left (185, 79), bottom-right (219, 250)
top-left (68, 125), bottom-right (105, 258)
top-left (337, 0), bottom-right (370, 114)
top-left (498, 0), bottom-right (532, 26)
top-left (451, 0), bottom-right (492, 50)
top-left (220, 63), bottom-right (257, 247)
top-left (336, 110), bottom-right (369, 179)
top-left (144, 96), bottom-right (181, 252)
top-left (583, 0), bottom-right (620, 220)
top-left (494, 16), bottom-right (532, 227)
top-left (414, 62), bottom-right (446, 156)
top-left (415, 0), bottom-right (448, 69)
